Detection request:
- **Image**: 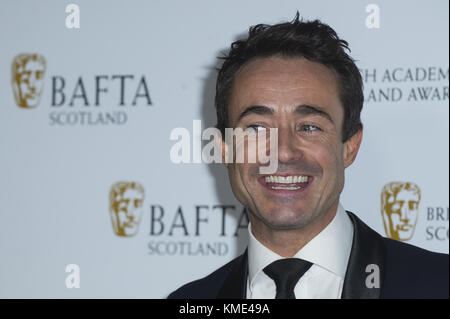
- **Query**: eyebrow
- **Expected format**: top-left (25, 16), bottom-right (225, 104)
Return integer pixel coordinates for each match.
top-left (237, 105), bottom-right (274, 121)
top-left (294, 104), bottom-right (334, 124)
top-left (237, 104), bottom-right (334, 124)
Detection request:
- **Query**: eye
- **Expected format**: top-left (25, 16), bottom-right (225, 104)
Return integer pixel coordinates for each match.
top-left (118, 201), bottom-right (128, 211)
top-left (134, 199), bottom-right (142, 208)
top-left (409, 201), bottom-right (418, 210)
top-left (20, 72), bottom-right (30, 83)
top-left (299, 124), bottom-right (321, 133)
top-left (245, 124), bottom-right (266, 133)
top-left (391, 202), bottom-right (401, 212)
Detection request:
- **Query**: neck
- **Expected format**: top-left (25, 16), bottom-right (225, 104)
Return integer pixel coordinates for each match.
top-left (249, 205), bottom-right (338, 258)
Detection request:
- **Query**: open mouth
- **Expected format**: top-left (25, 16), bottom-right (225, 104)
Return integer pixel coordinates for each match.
top-left (258, 174), bottom-right (312, 193)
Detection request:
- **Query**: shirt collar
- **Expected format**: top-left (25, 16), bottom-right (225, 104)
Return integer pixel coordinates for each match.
top-left (247, 203), bottom-right (354, 288)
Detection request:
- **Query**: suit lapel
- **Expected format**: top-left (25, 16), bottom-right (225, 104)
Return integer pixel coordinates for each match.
top-left (216, 250), bottom-right (248, 299)
top-left (341, 211), bottom-right (386, 299)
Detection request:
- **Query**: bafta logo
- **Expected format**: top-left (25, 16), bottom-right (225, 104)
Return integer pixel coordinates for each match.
top-left (11, 53), bottom-right (46, 108)
top-left (109, 182), bottom-right (145, 237)
top-left (381, 182), bottom-right (421, 241)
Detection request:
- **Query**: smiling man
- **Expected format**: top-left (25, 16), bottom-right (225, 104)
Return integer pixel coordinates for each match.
top-left (168, 13), bottom-right (448, 299)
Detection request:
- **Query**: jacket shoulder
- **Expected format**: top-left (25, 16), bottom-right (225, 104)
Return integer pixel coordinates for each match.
top-left (382, 238), bottom-right (449, 298)
top-left (167, 255), bottom-right (242, 299)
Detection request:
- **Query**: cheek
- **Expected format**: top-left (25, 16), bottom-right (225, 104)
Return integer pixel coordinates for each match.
top-left (227, 164), bottom-right (240, 187)
top-left (228, 165), bottom-right (244, 202)
top-left (409, 210), bottom-right (419, 220)
top-left (391, 214), bottom-right (400, 224)
top-left (228, 163), bottom-right (249, 189)
top-left (306, 139), bottom-right (344, 177)
top-left (117, 211), bottom-right (127, 221)
top-left (228, 163), bottom-right (255, 203)
top-left (35, 80), bottom-right (44, 90)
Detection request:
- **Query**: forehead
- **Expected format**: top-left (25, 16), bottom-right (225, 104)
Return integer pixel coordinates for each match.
top-left (21, 60), bottom-right (44, 72)
top-left (229, 56), bottom-right (342, 120)
top-left (395, 189), bottom-right (419, 201)
top-left (121, 188), bottom-right (143, 199)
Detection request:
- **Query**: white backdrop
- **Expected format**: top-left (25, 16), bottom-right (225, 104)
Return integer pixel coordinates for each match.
top-left (0, 0), bottom-right (448, 298)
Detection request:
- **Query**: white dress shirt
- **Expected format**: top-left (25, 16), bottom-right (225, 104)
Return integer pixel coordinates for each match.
top-left (246, 203), bottom-right (354, 299)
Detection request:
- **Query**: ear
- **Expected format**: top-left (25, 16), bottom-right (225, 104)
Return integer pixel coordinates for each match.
top-left (215, 131), bottom-right (229, 168)
top-left (343, 127), bottom-right (363, 168)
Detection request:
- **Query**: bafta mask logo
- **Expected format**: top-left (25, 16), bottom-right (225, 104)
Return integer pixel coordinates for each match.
top-left (381, 182), bottom-right (421, 241)
top-left (109, 182), bottom-right (145, 237)
top-left (11, 53), bottom-right (46, 108)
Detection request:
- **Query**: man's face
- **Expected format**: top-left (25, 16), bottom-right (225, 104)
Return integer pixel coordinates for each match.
top-left (114, 188), bottom-right (143, 236)
top-left (13, 59), bottom-right (45, 108)
top-left (224, 56), bottom-right (361, 234)
top-left (385, 189), bottom-right (419, 241)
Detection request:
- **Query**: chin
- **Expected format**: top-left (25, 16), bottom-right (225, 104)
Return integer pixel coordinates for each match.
top-left (124, 228), bottom-right (137, 236)
top-left (257, 208), bottom-right (315, 230)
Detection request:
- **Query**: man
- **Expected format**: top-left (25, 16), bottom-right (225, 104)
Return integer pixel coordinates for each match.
top-left (168, 13), bottom-right (448, 299)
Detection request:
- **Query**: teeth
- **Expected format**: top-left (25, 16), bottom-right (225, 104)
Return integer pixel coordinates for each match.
top-left (271, 186), bottom-right (302, 190)
top-left (264, 175), bottom-right (309, 184)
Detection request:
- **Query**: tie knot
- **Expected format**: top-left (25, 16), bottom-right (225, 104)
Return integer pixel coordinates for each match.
top-left (263, 258), bottom-right (313, 299)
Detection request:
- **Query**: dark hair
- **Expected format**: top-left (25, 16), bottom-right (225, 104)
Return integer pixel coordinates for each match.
top-left (215, 12), bottom-right (363, 142)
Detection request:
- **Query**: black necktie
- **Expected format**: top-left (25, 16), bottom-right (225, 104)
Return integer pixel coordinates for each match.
top-left (263, 258), bottom-right (313, 299)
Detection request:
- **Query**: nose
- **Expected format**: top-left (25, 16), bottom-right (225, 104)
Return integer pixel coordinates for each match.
top-left (400, 205), bottom-right (410, 223)
top-left (277, 126), bottom-right (303, 163)
top-left (29, 73), bottom-right (37, 87)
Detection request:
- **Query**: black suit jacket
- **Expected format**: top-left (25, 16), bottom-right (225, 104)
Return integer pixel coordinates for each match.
top-left (168, 212), bottom-right (449, 299)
